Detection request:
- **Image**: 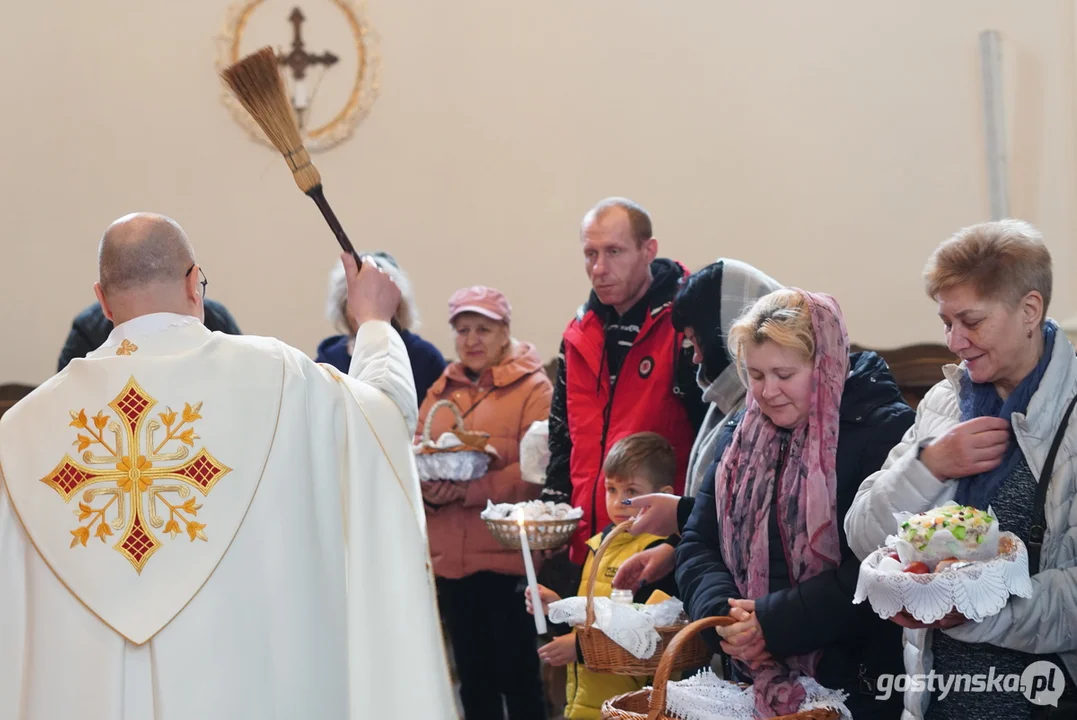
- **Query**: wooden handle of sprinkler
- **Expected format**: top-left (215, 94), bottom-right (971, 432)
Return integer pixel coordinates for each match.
top-left (306, 186), bottom-right (402, 333)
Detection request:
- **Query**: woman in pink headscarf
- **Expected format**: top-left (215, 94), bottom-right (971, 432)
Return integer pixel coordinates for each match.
top-left (675, 289), bottom-right (913, 719)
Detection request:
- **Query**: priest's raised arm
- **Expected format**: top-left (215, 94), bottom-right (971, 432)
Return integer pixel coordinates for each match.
top-left (0, 214), bottom-right (454, 720)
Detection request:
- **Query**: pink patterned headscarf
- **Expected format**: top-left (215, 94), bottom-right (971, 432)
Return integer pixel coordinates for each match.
top-left (716, 290), bottom-right (848, 717)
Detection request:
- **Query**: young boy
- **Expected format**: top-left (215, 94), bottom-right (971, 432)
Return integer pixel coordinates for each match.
top-left (528, 432), bottom-right (679, 720)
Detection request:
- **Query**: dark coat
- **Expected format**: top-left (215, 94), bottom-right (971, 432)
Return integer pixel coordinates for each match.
top-left (316, 330), bottom-right (446, 411)
top-left (58, 301), bottom-right (242, 371)
top-left (675, 351), bottom-right (914, 719)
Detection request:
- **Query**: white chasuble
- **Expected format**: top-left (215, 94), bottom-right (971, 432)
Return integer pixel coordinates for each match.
top-left (0, 315), bottom-right (455, 720)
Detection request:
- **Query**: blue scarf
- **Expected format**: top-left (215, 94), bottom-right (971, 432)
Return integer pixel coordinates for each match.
top-left (955, 321), bottom-right (1057, 509)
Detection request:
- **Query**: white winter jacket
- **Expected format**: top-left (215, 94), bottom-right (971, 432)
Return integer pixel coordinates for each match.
top-left (843, 329), bottom-right (1077, 719)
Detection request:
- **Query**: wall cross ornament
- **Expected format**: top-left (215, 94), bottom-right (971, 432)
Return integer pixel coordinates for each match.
top-left (217, 0), bottom-right (380, 153)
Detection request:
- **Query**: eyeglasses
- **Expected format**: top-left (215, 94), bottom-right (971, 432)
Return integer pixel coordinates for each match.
top-left (185, 264), bottom-right (208, 297)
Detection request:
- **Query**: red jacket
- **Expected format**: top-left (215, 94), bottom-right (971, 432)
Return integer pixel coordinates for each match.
top-left (560, 272), bottom-right (698, 562)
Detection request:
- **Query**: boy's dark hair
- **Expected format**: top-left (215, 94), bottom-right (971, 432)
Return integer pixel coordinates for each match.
top-left (603, 432), bottom-right (676, 491)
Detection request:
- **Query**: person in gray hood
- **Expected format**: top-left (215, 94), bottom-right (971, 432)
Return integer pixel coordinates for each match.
top-left (674, 259), bottom-right (784, 501)
top-left (611, 258), bottom-right (781, 587)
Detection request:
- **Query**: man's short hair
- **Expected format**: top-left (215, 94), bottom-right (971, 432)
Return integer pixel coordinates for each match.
top-left (584, 197), bottom-right (653, 246)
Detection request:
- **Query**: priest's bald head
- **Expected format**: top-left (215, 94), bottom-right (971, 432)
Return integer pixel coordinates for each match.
top-left (93, 213), bottom-right (205, 327)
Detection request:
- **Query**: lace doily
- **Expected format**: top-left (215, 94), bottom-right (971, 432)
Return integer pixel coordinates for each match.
top-left (662, 671), bottom-right (851, 720)
top-left (853, 531), bottom-right (1032, 624)
top-left (547, 597), bottom-right (686, 659)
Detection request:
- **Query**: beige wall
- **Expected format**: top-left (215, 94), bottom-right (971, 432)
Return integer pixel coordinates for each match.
top-left (2, 0), bottom-right (1075, 385)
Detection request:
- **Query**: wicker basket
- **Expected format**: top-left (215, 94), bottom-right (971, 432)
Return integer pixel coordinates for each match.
top-left (578, 521), bottom-right (712, 676)
top-left (601, 617), bottom-right (842, 720)
top-left (414, 400), bottom-right (492, 482)
top-left (484, 515), bottom-right (580, 551)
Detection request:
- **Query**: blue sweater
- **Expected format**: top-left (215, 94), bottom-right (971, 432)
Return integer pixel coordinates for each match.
top-left (315, 330), bottom-right (447, 410)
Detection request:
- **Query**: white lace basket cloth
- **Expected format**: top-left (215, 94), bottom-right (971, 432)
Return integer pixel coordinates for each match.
top-left (662, 672), bottom-right (851, 720)
top-left (600, 616), bottom-right (847, 720)
top-left (413, 400), bottom-right (496, 482)
top-left (853, 531), bottom-right (1032, 624)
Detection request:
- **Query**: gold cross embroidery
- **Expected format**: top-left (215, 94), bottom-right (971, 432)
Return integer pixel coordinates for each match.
top-left (40, 377), bottom-right (231, 574)
top-left (116, 339), bottom-right (138, 356)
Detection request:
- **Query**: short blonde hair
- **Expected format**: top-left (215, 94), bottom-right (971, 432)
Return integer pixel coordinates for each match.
top-left (727, 289), bottom-right (815, 371)
top-left (924, 219), bottom-right (1053, 318)
top-left (326, 252), bottom-right (419, 334)
top-left (603, 432), bottom-right (676, 491)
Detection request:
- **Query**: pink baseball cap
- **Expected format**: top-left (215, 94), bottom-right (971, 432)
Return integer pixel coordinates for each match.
top-left (448, 286), bottom-right (512, 323)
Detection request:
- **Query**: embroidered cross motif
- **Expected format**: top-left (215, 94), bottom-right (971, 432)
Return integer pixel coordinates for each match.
top-left (40, 377), bottom-right (231, 573)
top-left (116, 339), bottom-right (139, 356)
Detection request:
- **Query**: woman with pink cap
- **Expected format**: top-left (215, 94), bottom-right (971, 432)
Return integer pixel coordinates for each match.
top-left (417, 286), bottom-right (552, 720)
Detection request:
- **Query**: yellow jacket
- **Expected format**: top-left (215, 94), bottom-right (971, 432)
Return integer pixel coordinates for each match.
top-left (564, 527), bottom-right (671, 720)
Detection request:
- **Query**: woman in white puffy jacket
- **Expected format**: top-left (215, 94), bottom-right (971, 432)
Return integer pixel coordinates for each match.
top-left (844, 219), bottom-right (1077, 720)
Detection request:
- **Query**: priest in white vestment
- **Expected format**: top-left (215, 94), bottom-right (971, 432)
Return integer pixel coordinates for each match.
top-left (0, 213), bottom-right (456, 720)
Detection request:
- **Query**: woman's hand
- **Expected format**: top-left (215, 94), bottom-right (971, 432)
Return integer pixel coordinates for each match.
top-left (538, 634), bottom-right (578, 666)
top-left (612, 544), bottom-right (676, 590)
top-left (918, 416), bottom-right (1011, 480)
top-left (621, 493), bottom-right (682, 537)
top-left (524, 584), bottom-right (561, 616)
top-left (718, 599), bottom-right (772, 667)
top-left (420, 481), bottom-right (466, 505)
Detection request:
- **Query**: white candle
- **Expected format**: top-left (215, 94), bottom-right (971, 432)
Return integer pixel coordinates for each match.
top-left (294, 80), bottom-right (308, 110)
top-left (517, 509), bottom-right (547, 635)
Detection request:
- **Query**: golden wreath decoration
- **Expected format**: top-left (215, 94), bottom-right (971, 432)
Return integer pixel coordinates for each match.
top-left (215, 0), bottom-right (381, 153)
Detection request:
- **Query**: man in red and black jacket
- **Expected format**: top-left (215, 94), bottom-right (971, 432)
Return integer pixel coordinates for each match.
top-left (542, 198), bottom-right (706, 563)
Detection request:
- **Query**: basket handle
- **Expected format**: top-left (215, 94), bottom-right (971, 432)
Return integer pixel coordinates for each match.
top-left (583, 519), bottom-right (634, 629)
top-left (421, 399), bottom-right (466, 445)
top-left (646, 615), bottom-right (736, 720)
